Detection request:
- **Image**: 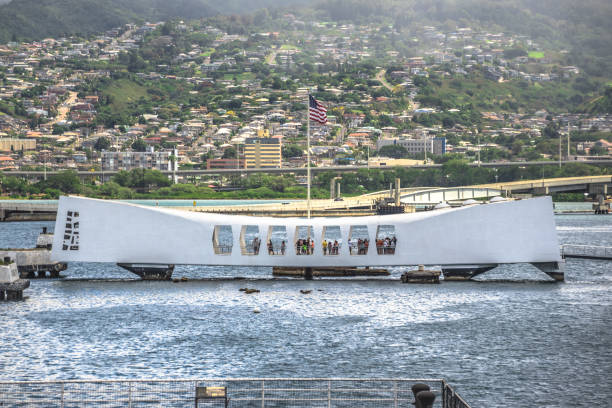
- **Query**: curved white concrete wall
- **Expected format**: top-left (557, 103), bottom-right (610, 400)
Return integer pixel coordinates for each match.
top-left (51, 196), bottom-right (561, 267)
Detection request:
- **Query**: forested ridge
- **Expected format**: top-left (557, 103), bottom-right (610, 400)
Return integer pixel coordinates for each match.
top-left (0, 0), bottom-right (308, 42)
top-left (316, 0), bottom-right (612, 76)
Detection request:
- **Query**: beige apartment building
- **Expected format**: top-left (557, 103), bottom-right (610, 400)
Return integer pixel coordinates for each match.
top-left (244, 137), bottom-right (282, 168)
top-left (0, 138), bottom-right (36, 152)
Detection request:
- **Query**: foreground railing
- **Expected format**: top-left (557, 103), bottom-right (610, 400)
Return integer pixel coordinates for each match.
top-left (0, 378), bottom-right (472, 407)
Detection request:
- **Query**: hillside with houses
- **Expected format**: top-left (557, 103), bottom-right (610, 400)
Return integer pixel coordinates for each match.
top-left (0, 3), bottom-right (611, 198)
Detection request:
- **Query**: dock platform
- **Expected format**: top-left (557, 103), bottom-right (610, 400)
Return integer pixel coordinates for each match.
top-left (273, 266), bottom-right (390, 278)
top-left (561, 245), bottom-right (612, 260)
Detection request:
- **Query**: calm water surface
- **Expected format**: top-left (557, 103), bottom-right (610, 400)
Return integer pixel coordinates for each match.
top-left (0, 209), bottom-right (611, 407)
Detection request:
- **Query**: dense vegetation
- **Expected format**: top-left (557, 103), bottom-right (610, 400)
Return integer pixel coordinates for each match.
top-left (316, 0), bottom-right (612, 76)
top-left (410, 70), bottom-right (603, 114)
top-left (0, 0), bottom-right (309, 43)
top-left (2, 163), bottom-right (611, 200)
top-left (3, 0), bottom-right (611, 79)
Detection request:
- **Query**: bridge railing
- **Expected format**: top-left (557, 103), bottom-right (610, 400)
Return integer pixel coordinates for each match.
top-left (400, 187), bottom-right (502, 203)
top-left (0, 378), bottom-right (471, 407)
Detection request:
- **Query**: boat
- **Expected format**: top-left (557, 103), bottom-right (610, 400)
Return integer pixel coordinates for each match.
top-left (50, 195), bottom-right (563, 280)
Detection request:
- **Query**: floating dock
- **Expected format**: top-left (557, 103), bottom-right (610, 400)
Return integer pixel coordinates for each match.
top-left (401, 265), bottom-right (441, 283)
top-left (0, 228), bottom-right (67, 278)
top-left (0, 257), bottom-right (30, 301)
top-left (562, 245), bottom-right (612, 260)
top-left (273, 266), bottom-right (390, 278)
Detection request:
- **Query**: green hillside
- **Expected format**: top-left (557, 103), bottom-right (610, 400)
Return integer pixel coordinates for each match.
top-left (0, 0), bottom-right (309, 42)
top-left (581, 86), bottom-right (612, 114)
top-left (410, 71), bottom-right (608, 114)
top-left (316, 0), bottom-right (612, 76)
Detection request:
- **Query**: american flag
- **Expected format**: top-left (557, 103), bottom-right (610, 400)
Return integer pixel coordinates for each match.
top-left (309, 95), bottom-right (327, 124)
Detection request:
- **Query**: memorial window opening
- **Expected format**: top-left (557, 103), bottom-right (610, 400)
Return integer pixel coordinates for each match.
top-left (240, 225), bottom-right (261, 256)
top-left (213, 225), bottom-right (233, 255)
top-left (322, 226), bottom-right (342, 255)
top-left (295, 226), bottom-right (315, 255)
top-left (349, 225), bottom-right (370, 255)
top-left (267, 226), bottom-right (288, 255)
top-left (375, 225), bottom-right (397, 255)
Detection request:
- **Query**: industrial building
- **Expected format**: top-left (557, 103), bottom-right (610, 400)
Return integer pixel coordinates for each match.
top-left (101, 148), bottom-right (178, 172)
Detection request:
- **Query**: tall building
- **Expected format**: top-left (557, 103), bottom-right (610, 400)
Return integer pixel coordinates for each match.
top-left (101, 148), bottom-right (178, 171)
top-left (244, 137), bottom-right (281, 168)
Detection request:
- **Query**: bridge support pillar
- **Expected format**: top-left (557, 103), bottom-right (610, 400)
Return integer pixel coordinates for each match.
top-left (395, 178), bottom-right (401, 206)
top-left (588, 184), bottom-right (607, 195)
top-left (533, 187), bottom-right (549, 195)
top-left (0, 209), bottom-right (5, 222)
top-left (531, 261), bottom-right (564, 282)
top-left (304, 267), bottom-right (313, 280)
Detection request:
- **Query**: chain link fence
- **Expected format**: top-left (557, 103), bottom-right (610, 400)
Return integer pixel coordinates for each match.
top-left (0, 378), bottom-right (471, 407)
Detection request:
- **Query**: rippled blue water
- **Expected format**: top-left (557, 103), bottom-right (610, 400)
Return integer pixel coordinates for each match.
top-left (0, 208), bottom-right (611, 407)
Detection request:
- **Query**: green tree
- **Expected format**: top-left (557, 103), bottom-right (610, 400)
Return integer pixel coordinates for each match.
top-left (282, 145), bottom-right (303, 159)
top-left (222, 147), bottom-right (236, 159)
top-left (94, 136), bottom-right (111, 151)
top-left (131, 138), bottom-right (148, 152)
top-left (377, 145), bottom-right (408, 159)
top-left (37, 170), bottom-right (81, 194)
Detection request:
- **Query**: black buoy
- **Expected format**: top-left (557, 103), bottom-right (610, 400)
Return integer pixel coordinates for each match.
top-left (416, 391), bottom-right (436, 408)
top-left (411, 383), bottom-right (430, 408)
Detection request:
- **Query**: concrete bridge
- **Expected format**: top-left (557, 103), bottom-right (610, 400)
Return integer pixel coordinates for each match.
top-left (1, 175), bottom-right (610, 220)
top-left (365, 175), bottom-right (611, 205)
top-left (477, 175), bottom-right (611, 196)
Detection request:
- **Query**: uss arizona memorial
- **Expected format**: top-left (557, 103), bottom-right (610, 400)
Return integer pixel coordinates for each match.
top-left (51, 195), bottom-right (563, 281)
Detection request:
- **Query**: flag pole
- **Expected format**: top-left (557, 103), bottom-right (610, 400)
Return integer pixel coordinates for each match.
top-left (307, 93), bottom-right (311, 219)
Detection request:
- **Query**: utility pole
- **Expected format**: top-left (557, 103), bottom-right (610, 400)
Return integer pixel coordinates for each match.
top-left (558, 127), bottom-right (562, 168)
top-left (567, 122), bottom-right (570, 160)
top-left (477, 130), bottom-right (481, 167)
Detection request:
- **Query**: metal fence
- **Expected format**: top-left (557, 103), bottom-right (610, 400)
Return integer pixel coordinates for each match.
top-left (0, 378), bottom-right (472, 407)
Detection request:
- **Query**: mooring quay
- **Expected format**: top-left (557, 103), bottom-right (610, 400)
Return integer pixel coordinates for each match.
top-left (0, 378), bottom-right (471, 407)
top-left (562, 245), bottom-right (612, 260)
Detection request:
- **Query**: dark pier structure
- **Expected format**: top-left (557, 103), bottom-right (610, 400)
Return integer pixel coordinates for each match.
top-left (0, 257), bottom-right (30, 301)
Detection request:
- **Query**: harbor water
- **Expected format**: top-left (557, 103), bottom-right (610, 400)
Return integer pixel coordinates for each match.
top-left (0, 207), bottom-right (611, 407)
